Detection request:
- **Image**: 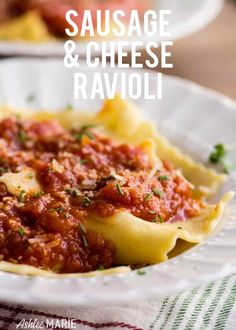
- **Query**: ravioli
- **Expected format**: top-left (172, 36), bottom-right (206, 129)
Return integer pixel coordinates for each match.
top-left (0, 12), bottom-right (53, 42)
top-left (0, 97), bottom-right (234, 277)
top-left (86, 193), bottom-right (233, 265)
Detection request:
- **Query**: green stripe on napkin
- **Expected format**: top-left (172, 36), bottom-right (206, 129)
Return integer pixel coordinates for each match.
top-left (148, 274), bottom-right (236, 330)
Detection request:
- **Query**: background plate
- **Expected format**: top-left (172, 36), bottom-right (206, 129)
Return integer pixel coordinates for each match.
top-left (0, 0), bottom-right (224, 56)
top-left (0, 58), bottom-right (235, 307)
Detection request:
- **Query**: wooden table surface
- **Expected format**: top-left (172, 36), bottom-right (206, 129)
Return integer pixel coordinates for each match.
top-left (159, 0), bottom-right (236, 101)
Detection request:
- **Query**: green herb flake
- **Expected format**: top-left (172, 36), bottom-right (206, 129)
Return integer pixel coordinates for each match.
top-left (79, 222), bottom-right (88, 247)
top-left (144, 192), bottom-right (153, 201)
top-left (74, 131), bottom-right (94, 141)
top-left (137, 269), bottom-right (146, 276)
top-left (158, 215), bottom-right (164, 223)
top-left (33, 191), bottom-right (43, 198)
top-left (54, 207), bottom-right (65, 213)
top-left (209, 144), bottom-right (226, 164)
top-left (105, 175), bottom-right (116, 181)
top-left (18, 228), bottom-right (25, 237)
top-left (84, 131), bottom-right (94, 139)
top-left (49, 207), bottom-right (65, 213)
top-left (151, 215), bottom-right (164, 223)
top-left (158, 175), bottom-right (169, 182)
top-left (82, 234), bottom-right (88, 247)
top-left (73, 133), bottom-right (83, 141)
top-left (83, 196), bottom-right (92, 206)
top-left (18, 190), bottom-right (26, 203)
top-left (80, 159), bottom-right (88, 164)
top-left (97, 265), bottom-right (105, 271)
top-left (18, 130), bottom-right (28, 144)
top-left (79, 222), bottom-right (86, 234)
top-left (152, 188), bottom-right (164, 197)
top-left (66, 188), bottom-right (80, 197)
top-left (26, 94), bottom-right (35, 103)
top-left (25, 173), bottom-right (33, 179)
top-left (151, 218), bottom-right (157, 223)
top-left (14, 114), bottom-right (21, 121)
top-left (80, 124), bottom-right (96, 130)
top-left (209, 144), bottom-right (234, 174)
top-left (66, 103), bottom-right (73, 111)
top-left (116, 183), bottom-right (124, 196)
top-left (177, 226), bottom-right (182, 230)
top-left (0, 166), bottom-right (7, 176)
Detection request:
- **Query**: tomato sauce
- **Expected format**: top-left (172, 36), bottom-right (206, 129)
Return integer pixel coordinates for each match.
top-left (0, 117), bottom-right (202, 273)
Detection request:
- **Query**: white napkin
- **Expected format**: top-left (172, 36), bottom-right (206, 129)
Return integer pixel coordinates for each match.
top-left (1, 274), bottom-right (235, 330)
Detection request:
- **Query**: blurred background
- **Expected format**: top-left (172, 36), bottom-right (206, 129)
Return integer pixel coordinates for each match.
top-left (0, 0), bottom-right (235, 99)
top-left (160, 0), bottom-right (236, 100)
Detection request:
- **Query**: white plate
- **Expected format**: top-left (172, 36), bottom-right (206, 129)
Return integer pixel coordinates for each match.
top-left (0, 58), bottom-right (235, 307)
top-left (0, 0), bottom-right (223, 56)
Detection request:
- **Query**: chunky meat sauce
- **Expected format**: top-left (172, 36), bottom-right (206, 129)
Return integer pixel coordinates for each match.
top-left (0, 116), bottom-right (202, 273)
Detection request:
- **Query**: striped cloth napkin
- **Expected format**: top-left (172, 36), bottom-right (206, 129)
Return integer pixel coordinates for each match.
top-left (0, 274), bottom-right (235, 330)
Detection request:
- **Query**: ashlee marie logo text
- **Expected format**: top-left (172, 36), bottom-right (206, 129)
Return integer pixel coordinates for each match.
top-left (16, 318), bottom-right (76, 329)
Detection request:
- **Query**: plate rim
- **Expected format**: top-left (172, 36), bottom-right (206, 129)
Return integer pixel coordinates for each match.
top-left (0, 58), bottom-right (235, 307)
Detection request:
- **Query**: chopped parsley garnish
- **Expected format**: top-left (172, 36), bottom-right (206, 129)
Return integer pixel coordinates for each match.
top-left (73, 133), bottom-right (82, 140)
top-left (79, 222), bottom-right (88, 247)
top-left (0, 166), bottom-right (7, 176)
top-left (25, 173), bottom-right (33, 179)
top-left (54, 207), bottom-right (65, 213)
top-left (80, 124), bottom-right (96, 130)
top-left (137, 269), bottom-right (146, 275)
top-left (50, 206), bottom-right (65, 213)
top-left (79, 222), bottom-right (86, 234)
top-left (158, 215), bottom-right (164, 223)
top-left (80, 159), bottom-right (88, 164)
top-left (83, 196), bottom-right (92, 206)
top-left (209, 144), bottom-right (226, 164)
top-left (177, 226), bottom-right (182, 230)
top-left (151, 214), bottom-right (164, 223)
top-left (105, 175), bottom-right (116, 181)
top-left (18, 190), bottom-right (26, 203)
top-left (84, 131), bottom-right (94, 139)
top-left (66, 188), bottom-right (80, 197)
top-left (18, 130), bottom-right (27, 144)
top-left (116, 183), bottom-right (124, 196)
top-left (144, 192), bottom-right (153, 201)
top-left (97, 265), bottom-right (105, 271)
top-left (82, 234), bottom-right (88, 247)
top-left (209, 143), bottom-right (234, 174)
top-left (33, 191), bottom-right (43, 198)
top-left (0, 158), bottom-right (7, 173)
top-left (152, 188), bottom-right (164, 197)
top-left (74, 131), bottom-right (94, 141)
top-left (158, 175), bottom-right (169, 182)
top-left (18, 228), bottom-right (25, 237)
top-left (66, 103), bottom-right (73, 111)
top-left (26, 94), bottom-right (35, 103)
